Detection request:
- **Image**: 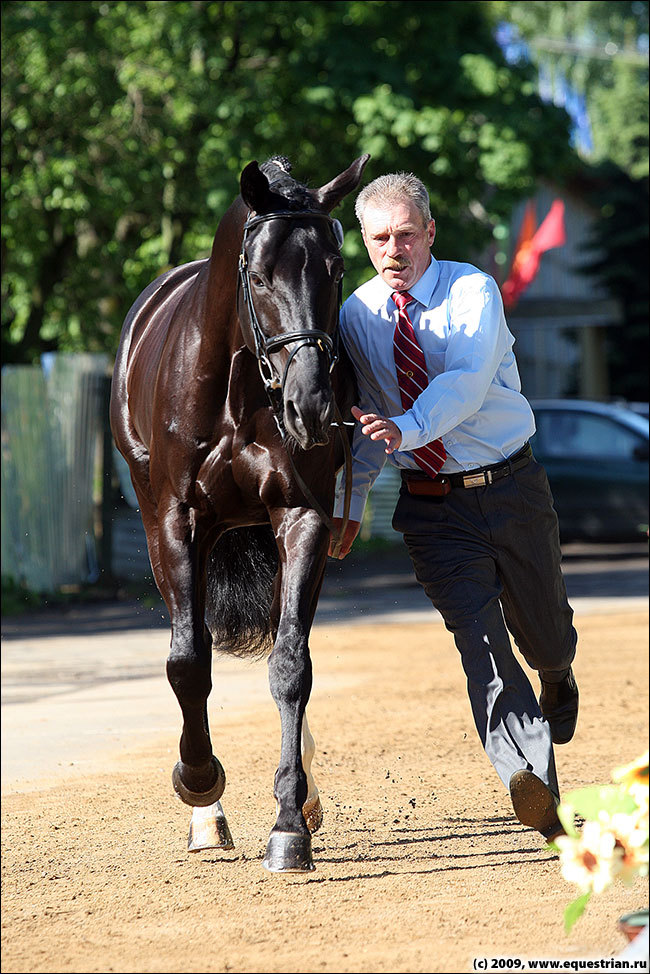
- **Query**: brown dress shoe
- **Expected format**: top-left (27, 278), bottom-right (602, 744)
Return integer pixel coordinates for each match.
top-left (509, 769), bottom-right (564, 841)
top-left (539, 667), bottom-right (579, 745)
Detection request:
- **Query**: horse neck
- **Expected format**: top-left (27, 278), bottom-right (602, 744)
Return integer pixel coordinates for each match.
top-left (201, 198), bottom-right (247, 361)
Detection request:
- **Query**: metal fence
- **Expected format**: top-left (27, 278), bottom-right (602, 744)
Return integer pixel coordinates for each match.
top-left (1, 352), bottom-right (403, 594)
top-left (1, 354), bottom-right (110, 593)
top-left (358, 465), bottom-right (402, 541)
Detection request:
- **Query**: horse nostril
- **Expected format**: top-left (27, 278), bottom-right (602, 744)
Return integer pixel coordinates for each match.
top-left (285, 400), bottom-right (306, 432)
top-left (284, 397), bottom-right (333, 448)
top-left (320, 399), bottom-right (335, 428)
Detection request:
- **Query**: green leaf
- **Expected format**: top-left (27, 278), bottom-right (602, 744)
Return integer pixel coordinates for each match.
top-left (564, 892), bottom-right (592, 934)
top-left (559, 785), bottom-right (639, 831)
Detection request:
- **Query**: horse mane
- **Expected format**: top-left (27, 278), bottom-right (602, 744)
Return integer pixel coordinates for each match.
top-left (260, 156), bottom-right (317, 211)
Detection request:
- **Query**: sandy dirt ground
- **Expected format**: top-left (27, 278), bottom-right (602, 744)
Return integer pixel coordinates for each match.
top-left (1, 607), bottom-right (648, 973)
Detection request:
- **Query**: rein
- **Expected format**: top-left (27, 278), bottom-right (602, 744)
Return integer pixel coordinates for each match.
top-left (238, 209), bottom-right (352, 556)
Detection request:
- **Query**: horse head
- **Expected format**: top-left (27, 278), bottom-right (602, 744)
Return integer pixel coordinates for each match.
top-left (237, 154), bottom-right (369, 450)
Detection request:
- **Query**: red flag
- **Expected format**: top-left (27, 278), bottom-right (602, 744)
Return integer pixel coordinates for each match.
top-left (513, 200), bottom-right (537, 267)
top-left (502, 200), bottom-right (566, 309)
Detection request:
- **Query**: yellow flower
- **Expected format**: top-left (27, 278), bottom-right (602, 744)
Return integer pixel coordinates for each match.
top-left (613, 751), bottom-right (650, 817)
top-left (558, 755), bottom-right (650, 934)
top-left (556, 821), bottom-right (624, 895)
top-left (601, 810), bottom-right (649, 884)
top-left (612, 750), bottom-right (649, 790)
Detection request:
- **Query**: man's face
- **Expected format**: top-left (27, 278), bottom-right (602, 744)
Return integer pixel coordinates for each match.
top-left (361, 199), bottom-right (436, 292)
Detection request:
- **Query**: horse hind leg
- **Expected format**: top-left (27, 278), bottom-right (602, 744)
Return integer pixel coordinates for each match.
top-left (272, 712), bottom-right (323, 836)
top-left (301, 712), bottom-right (323, 834)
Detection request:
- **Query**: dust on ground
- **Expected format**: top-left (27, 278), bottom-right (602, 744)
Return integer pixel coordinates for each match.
top-left (1, 611), bottom-right (648, 973)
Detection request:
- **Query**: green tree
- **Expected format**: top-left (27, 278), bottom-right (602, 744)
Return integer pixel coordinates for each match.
top-left (2, 0), bottom-right (574, 364)
top-left (490, 0), bottom-right (649, 178)
top-left (582, 166), bottom-right (649, 401)
top-left (488, 0), bottom-right (649, 400)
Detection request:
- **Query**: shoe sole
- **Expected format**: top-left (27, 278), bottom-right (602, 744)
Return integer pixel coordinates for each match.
top-left (509, 769), bottom-right (563, 839)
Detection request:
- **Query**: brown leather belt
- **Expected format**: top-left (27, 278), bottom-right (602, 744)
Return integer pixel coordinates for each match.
top-left (402, 443), bottom-right (533, 496)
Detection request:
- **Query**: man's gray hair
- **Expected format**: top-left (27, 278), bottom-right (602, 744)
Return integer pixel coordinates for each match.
top-left (355, 172), bottom-right (432, 230)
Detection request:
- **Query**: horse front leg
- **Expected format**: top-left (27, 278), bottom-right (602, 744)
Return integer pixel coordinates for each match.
top-left (263, 509), bottom-right (328, 873)
top-left (157, 495), bottom-right (225, 809)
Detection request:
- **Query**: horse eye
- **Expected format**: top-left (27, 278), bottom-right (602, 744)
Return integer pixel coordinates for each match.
top-left (250, 274), bottom-right (265, 288)
top-left (326, 255), bottom-right (344, 284)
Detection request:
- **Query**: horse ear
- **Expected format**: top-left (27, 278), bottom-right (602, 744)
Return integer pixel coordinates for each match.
top-left (312, 154), bottom-right (371, 213)
top-left (240, 161), bottom-right (271, 213)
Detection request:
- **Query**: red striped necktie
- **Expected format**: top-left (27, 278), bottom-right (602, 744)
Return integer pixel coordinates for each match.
top-left (392, 290), bottom-right (446, 479)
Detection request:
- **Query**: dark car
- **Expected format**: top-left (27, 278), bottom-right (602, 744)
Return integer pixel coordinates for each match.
top-left (530, 399), bottom-right (649, 542)
top-left (621, 401), bottom-right (650, 419)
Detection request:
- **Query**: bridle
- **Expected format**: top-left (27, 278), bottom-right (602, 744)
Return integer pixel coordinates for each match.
top-left (238, 210), bottom-right (342, 402)
top-left (237, 209), bottom-right (352, 557)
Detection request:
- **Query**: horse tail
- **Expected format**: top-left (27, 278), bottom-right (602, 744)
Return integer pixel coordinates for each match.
top-left (205, 526), bottom-right (278, 658)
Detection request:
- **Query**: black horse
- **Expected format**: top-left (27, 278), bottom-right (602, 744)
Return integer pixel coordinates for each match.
top-left (110, 154), bottom-right (369, 871)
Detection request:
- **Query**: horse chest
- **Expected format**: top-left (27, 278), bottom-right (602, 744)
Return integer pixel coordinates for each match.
top-left (190, 438), bottom-right (272, 519)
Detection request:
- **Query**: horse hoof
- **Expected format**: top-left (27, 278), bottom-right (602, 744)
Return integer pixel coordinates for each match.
top-left (188, 800), bottom-right (234, 852)
top-left (172, 757), bottom-right (225, 808)
top-left (262, 831), bottom-right (315, 873)
top-left (302, 796), bottom-right (323, 834)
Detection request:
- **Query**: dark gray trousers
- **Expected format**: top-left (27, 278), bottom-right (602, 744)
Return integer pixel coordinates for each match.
top-left (392, 456), bottom-right (577, 800)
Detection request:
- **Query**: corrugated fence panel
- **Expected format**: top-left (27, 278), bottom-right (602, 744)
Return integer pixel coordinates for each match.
top-left (2, 367), bottom-right (58, 591)
top-left (361, 464), bottom-right (402, 540)
top-left (1, 354), bottom-right (109, 592)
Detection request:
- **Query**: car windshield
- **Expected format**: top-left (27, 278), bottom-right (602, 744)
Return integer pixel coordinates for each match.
top-left (608, 407), bottom-right (649, 436)
top-left (534, 407), bottom-right (648, 461)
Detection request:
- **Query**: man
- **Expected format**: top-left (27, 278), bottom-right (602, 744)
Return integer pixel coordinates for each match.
top-left (329, 172), bottom-right (579, 841)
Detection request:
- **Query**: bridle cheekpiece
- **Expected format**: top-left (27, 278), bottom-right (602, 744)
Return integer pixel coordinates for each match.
top-left (238, 210), bottom-right (344, 411)
top-left (236, 208), bottom-right (352, 553)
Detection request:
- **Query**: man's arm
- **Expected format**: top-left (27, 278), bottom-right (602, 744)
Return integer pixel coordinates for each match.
top-left (328, 518), bottom-right (361, 559)
top-left (332, 304), bottom-right (391, 525)
top-left (328, 407), bottom-right (401, 559)
top-left (393, 275), bottom-right (513, 451)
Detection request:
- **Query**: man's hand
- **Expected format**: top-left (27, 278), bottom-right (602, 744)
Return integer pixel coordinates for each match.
top-left (351, 405), bottom-right (402, 454)
top-left (328, 518), bottom-right (361, 559)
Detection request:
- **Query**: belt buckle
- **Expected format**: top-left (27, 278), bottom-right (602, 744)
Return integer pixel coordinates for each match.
top-left (462, 470), bottom-right (492, 489)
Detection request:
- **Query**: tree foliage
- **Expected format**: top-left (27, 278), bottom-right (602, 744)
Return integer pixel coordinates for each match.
top-left (582, 166), bottom-right (649, 400)
top-left (488, 0), bottom-right (649, 400)
top-left (490, 0), bottom-right (649, 179)
top-left (2, 0), bottom-right (575, 364)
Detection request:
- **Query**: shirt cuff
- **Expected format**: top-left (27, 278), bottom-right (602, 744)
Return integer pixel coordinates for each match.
top-left (333, 489), bottom-right (368, 523)
top-left (392, 411), bottom-right (424, 452)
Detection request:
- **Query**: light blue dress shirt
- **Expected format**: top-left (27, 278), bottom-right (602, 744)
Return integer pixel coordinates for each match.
top-left (334, 256), bottom-right (536, 521)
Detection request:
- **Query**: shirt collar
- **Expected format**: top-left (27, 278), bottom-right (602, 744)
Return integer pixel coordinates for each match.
top-left (380, 256), bottom-right (440, 311)
top-left (409, 256), bottom-right (440, 308)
